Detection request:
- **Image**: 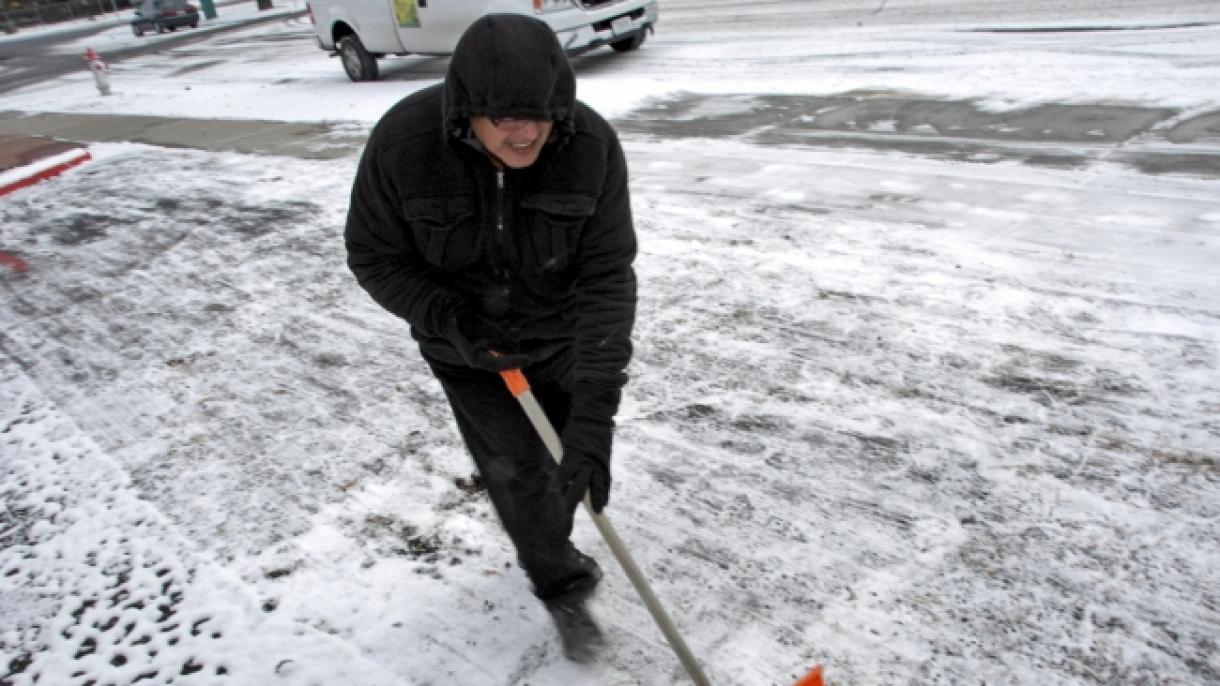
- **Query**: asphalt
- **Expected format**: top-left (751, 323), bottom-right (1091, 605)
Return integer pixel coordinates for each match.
top-left (0, 4), bottom-right (307, 96)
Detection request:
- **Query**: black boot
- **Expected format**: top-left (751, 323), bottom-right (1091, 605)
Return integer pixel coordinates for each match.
top-left (544, 588), bottom-right (605, 663)
top-left (538, 549), bottom-right (605, 662)
top-left (533, 547), bottom-right (602, 599)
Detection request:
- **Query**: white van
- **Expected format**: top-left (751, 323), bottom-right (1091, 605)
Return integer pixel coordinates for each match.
top-left (306, 0), bottom-right (659, 81)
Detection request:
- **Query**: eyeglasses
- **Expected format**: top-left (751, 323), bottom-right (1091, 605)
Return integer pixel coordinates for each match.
top-left (489, 117), bottom-right (546, 132)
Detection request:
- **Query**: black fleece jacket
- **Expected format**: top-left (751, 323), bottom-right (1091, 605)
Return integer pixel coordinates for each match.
top-left (345, 14), bottom-right (637, 445)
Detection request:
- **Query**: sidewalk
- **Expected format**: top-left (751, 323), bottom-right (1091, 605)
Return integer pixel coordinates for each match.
top-left (0, 110), bottom-right (368, 198)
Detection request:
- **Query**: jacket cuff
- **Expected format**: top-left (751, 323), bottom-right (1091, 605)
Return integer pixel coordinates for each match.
top-left (563, 380), bottom-right (621, 458)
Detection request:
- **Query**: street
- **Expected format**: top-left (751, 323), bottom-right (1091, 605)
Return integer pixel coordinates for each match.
top-left (0, 1), bottom-right (304, 95)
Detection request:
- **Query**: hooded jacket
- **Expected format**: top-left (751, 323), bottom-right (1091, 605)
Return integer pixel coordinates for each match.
top-left (345, 14), bottom-right (637, 438)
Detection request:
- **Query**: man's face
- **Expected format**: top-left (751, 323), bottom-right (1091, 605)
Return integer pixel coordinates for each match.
top-left (470, 116), bottom-right (553, 169)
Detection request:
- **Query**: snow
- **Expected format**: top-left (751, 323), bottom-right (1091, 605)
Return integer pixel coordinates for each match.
top-left (1, 363), bottom-right (401, 685)
top-left (3, 1), bottom-right (1220, 684)
top-left (4, 1), bottom-right (1220, 122)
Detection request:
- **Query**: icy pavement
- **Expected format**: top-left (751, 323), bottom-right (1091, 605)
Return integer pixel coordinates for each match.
top-left (3, 0), bottom-right (1220, 682)
top-left (2, 115), bottom-right (1218, 683)
top-left (0, 354), bottom-right (404, 684)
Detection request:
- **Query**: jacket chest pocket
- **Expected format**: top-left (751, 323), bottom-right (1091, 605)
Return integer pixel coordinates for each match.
top-left (518, 193), bottom-right (596, 276)
top-left (404, 196), bottom-right (478, 269)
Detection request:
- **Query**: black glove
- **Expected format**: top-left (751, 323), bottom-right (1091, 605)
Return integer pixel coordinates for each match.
top-left (445, 310), bottom-right (530, 372)
top-left (554, 416), bottom-right (613, 514)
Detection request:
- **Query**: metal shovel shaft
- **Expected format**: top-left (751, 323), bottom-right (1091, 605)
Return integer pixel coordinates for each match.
top-left (500, 369), bottom-right (713, 686)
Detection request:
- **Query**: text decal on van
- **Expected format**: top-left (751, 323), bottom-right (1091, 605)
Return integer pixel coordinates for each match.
top-left (394, 0), bottom-right (420, 27)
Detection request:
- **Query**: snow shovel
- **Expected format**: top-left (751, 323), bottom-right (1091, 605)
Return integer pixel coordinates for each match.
top-left (498, 368), bottom-right (826, 686)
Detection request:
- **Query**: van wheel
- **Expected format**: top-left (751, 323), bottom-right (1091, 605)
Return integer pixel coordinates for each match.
top-left (339, 35), bottom-right (379, 82)
top-left (132, 23), bottom-right (144, 36)
top-left (610, 30), bottom-right (646, 52)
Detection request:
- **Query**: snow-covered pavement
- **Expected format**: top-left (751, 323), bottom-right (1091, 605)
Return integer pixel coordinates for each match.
top-left (2, 1), bottom-right (1219, 684)
top-left (1, 360), bottom-right (403, 684)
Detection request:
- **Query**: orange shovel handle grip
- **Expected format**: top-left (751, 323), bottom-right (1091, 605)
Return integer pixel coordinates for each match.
top-left (499, 368), bottom-right (530, 397)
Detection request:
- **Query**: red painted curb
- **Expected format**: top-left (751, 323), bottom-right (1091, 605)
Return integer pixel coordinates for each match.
top-left (0, 149), bottom-right (92, 197)
top-left (0, 148), bottom-right (89, 272)
top-left (0, 250), bottom-right (29, 273)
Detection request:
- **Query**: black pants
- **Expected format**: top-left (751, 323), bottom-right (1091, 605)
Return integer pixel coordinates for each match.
top-left (430, 361), bottom-right (592, 598)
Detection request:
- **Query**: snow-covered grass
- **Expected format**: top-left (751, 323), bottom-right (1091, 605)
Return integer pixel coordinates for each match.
top-left (2, 1), bottom-right (1219, 684)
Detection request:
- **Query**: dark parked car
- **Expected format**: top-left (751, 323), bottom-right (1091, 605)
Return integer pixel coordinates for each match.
top-left (131, 0), bottom-right (199, 36)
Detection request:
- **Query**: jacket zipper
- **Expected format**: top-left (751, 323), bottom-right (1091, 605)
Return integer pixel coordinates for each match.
top-left (494, 170), bottom-right (515, 344)
top-left (496, 170), bottom-right (505, 233)
top-left (495, 170), bottom-right (505, 231)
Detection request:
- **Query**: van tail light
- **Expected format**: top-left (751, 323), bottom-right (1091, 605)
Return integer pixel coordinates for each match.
top-left (306, 2), bottom-right (315, 23)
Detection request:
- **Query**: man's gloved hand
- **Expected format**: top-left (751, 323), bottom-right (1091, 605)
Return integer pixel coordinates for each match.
top-left (445, 310), bottom-right (530, 372)
top-left (554, 416), bottom-right (612, 514)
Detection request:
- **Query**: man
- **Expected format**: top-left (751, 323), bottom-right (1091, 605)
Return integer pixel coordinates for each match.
top-left (344, 14), bottom-right (637, 662)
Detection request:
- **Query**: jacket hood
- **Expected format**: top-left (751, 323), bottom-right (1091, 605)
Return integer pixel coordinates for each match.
top-left (442, 14), bottom-right (577, 143)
